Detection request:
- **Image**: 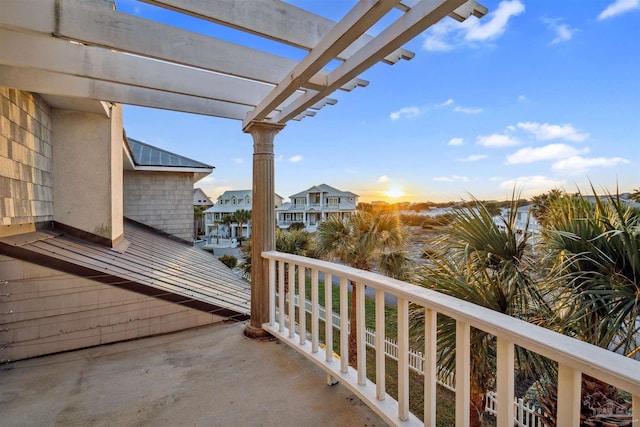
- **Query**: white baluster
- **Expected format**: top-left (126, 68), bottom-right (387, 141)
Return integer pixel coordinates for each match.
top-left (496, 337), bottom-right (514, 427)
top-left (375, 288), bottom-right (386, 401)
top-left (340, 277), bottom-right (348, 373)
top-left (456, 320), bottom-right (470, 427)
top-left (298, 266), bottom-right (306, 345)
top-left (424, 308), bottom-right (437, 427)
top-left (397, 297), bottom-right (409, 422)
top-left (356, 282), bottom-right (366, 386)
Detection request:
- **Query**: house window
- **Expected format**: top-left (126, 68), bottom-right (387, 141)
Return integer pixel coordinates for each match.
top-left (246, 196), bottom-right (251, 205)
top-left (310, 193), bottom-right (320, 204)
top-left (231, 197), bottom-right (237, 205)
top-left (328, 197), bottom-right (339, 207)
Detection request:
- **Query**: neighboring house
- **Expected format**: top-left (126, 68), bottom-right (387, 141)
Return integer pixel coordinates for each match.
top-left (124, 137), bottom-right (214, 242)
top-left (193, 188), bottom-right (213, 208)
top-left (277, 184), bottom-right (358, 232)
top-left (204, 190), bottom-right (283, 239)
top-left (494, 205), bottom-right (541, 248)
top-left (0, 88), bottom-right (250, 362)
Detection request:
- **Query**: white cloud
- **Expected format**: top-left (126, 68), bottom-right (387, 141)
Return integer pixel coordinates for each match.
top-left (423, 0), bottom-right (524, 51)
top-left (448, 137), bottom-right (464, 146)
top-left (598, 0), bottom-right (640, 20)
top-left (458, 154), bottom-right (487, 162)
top-left (552, 155), bottom-right (630, 174)
top-left (542, 18), bottom-right (578, 44)
top-left (441, 99), bottom-right (455, 107)
top-left (289, 155), bottom-right (303, 163)
top-left (477, 133), bottom-right (520, 147)
top-left (499, 175), bottom-right (565, 195)
top-left (233, 157), bottom-right (244, 164)
top-left (517, 122), bottom-right (589, 142)
top-left (464, 0), bottom-right (526, 41)
top-left (390, 106), bottom-right (421, 121)
top-left (433, 175), bottom-right (470, 182)
top-left (377, 175), bottom-right (390, 183)
top-left (454, 106), bottom-right (483, 114)
top-left (505, 144), bottom-right (589, 164)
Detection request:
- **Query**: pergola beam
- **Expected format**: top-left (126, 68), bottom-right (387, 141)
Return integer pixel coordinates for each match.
top-left (0, 0), bottom-right (363, 93)
top-left (0, 28), bottom-right (277, 108)
top-left (273, 0), bottom-right (480, 124)
top-left (0, 65), bottom-right (253, 119)
top-left (243, 0), bottom-right (401, 129)
top-left (141, 0), bottom-right (415, 65)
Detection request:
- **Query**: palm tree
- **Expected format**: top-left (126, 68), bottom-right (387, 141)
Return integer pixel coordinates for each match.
top-left (240, 228), bottom-right (313, 281)
top-left (629, 188), bottom-right (640, 203)
top-left (410, 195), bottom-right (551, 427)
top-left (542, 191), bottom-right (640, 356)
top-left (530, 188), bottom-right (564, 228)
top-left (193, 205), bottom-right (205, 239)
top-left (232, 209), bottom-right (252, 243)
top-left (533, 190), bottom-right (639, 425)
top-left (314, 211), bottom-right (408, 367)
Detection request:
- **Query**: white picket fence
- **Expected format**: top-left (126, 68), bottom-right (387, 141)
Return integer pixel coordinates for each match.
top-left (293, 295), bottom-right (548, 427)
top-left (485, 394), bottom-right (549, 427)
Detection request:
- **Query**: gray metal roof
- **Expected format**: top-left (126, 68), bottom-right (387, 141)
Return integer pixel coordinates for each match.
top-left (127, 137), bottom-right (213, 169)
top-left (0, 220), bottom-right (250, 319)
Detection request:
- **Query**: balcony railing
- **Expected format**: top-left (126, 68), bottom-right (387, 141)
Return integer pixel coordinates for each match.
top-left (261, 251), bottom-right (640, 427)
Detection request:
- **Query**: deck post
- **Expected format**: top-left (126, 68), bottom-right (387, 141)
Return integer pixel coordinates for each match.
top-left (243, 120), bottom-right (285, 339)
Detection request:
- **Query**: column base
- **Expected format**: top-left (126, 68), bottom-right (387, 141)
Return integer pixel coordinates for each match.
top-left (243, 324), bottom-right (275, 341)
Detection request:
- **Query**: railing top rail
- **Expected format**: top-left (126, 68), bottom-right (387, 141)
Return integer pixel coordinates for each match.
top-left (262, 251), bottom-right (640, 396)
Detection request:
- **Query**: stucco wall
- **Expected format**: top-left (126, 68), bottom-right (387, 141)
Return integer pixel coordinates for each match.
top-left (0, 88), bottom-right (53, 227)
top-left (123, 170), bottom-right (194, 242)
top-left (0, 255), bottom-right (223, 362)
top-left (52, 105), bottom-right (123, 244)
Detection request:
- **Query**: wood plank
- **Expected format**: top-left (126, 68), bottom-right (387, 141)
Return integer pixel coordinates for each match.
top-left (141, 0), bottom-right (414, 65)
top-left (0, 0), bottom-right (330, 91)
top-left (0, 28), bottom-right (275, 107)
top-left (0, 65), bottom-right (253, 119)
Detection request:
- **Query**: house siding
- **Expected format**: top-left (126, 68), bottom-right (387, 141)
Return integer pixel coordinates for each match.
top-left (0, 255), bottom-right (223, 361)
top-left (123, 170), bottom-right (193, 241)
top-left (0, 88), bottom-right (53, 226)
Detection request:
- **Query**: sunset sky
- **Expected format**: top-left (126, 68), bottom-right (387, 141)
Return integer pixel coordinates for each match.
top-left (119, 0), bottom-right (640, 203)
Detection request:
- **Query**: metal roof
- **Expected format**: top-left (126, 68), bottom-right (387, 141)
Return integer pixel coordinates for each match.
top-left (127, 137), bottom-right (212, 169)
top-left (0, 220), bottom-right (250, 320)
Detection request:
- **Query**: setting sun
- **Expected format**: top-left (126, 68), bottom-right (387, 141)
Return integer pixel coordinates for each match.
top-left (385, 187), bottom-right (405, 198)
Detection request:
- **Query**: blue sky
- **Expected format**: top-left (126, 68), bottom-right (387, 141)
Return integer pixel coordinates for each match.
top-left (119, 0), bottom-right (640, 203)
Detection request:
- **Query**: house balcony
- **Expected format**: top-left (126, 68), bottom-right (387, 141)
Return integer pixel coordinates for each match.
top-left (3, 252), bottom-right (638, 426)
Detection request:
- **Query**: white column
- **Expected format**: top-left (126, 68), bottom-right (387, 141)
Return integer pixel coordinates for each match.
top-left (243, 120), bottom-right (284, 339)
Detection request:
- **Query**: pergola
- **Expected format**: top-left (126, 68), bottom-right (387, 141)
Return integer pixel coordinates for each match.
top-left (0, 0), bottom-right (487, 337)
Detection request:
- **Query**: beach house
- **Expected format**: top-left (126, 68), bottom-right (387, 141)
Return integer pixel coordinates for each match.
top-left (204, 190), bottom-right (283, 238)
top-left (276, 184), bottom-right (358, 231)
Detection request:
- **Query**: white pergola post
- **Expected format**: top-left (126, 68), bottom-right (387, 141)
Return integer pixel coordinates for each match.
top-left (243, 120), bottom-right (285, 339)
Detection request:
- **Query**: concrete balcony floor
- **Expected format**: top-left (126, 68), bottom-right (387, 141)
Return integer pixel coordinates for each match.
top-left (0, 321), bottom-right (385, 426)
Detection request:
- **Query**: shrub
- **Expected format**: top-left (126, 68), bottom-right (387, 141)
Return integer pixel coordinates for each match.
top-left (219, 254), bottom-right (238, 269)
